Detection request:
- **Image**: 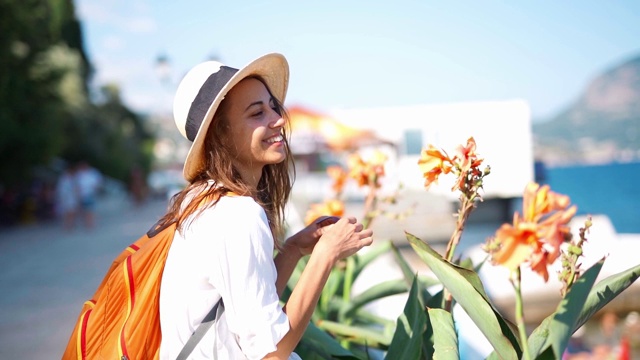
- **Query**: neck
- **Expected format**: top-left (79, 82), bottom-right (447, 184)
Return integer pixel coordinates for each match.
top-left (235, 164), bottom-right (263, 192)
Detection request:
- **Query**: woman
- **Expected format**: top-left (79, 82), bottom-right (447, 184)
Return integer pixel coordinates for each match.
top-left (159, 53), bottom-right (373, 359)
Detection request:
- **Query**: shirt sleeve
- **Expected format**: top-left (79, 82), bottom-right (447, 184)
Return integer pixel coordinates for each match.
top-left (199, 196), bottom-right (290, 360)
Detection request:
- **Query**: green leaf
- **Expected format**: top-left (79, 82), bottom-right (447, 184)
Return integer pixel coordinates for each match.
top-left (533, 344), bottom-right (556, 360)
top-left (458, 257), bottom-right (474, 270)
top-left (406, 231), bottom-right (521, 359)
top-left (472, 253), bottom-right (490, 274)
top-left (385, 276), bottom-right (426, 360)
top-left (575, 261), bottom-right (640, 329)
top-left (426, 288), bottom-right (444, 309)
top-left (528, 259), bottom-right (604, 358)
top-left (340, 256), bottom-right (357, 322)
top-left (549, 258), bottom-right (604, 358)
top-left (320, 268), bottom-right (343, 316)
top-left (418, 276), bottom-right (440, 308)
top-left (390, 242), bottom-right (417, 287)
top-left (296, 321), bottom-right (359, 359)
top-left (340, 279), bottom-right (409, 320)
top-left (318, 320), bottom-right (391, 348)
top-left (429, 308), bottom-right (459, 360)
top-left (423, 310), bottom-right (435, 360)
top-left (526, 260), bottom-right (640, 358)
top-left (390, 242), bottom-right (441, 305)
top-left (525, 317), bottom-right (552, 360)
top-left (351, 307), bottom-right (397, 329)
top-left (417, 274), bottom-right (442, 289)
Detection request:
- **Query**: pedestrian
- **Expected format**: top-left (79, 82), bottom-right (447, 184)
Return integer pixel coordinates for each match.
top-left (76, 161), bottom-right (102, 229)
top-left (55, 163), bottom-right (79, 230)
top-left (129, 164), bottom-right (147, 206)
top-left (157, 53), bottom-right (373, 359)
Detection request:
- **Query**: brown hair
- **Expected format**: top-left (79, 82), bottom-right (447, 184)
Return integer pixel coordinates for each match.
top-left (158, 76), bottom-right (295, 246)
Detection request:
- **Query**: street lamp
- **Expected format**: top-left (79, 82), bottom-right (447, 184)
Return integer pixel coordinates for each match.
top-left (155, 53), bottom-right (172, 87)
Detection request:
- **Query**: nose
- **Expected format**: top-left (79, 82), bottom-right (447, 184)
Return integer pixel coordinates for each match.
top-left (268, 110), bottom-right (285, 128)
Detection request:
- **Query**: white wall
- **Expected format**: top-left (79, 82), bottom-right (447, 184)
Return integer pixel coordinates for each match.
top-left (331, 99), bottom-right (534, 200)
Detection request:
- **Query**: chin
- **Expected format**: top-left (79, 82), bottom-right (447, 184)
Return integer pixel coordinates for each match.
top-left (271, 156), bottom-right (287, 164)
top-left (265, 153), bottom-right (287, 165)
top-left (268, 149), bottom-right (287, 163)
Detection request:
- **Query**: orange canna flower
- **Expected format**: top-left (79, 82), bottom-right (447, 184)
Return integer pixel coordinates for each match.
top-left (451, 137), bottom-right (484, 192)
top-left (348, 154), bottom-right (368, 187)
top-left (327, 165), bottom-right (348, 194)
top-left (417, 145), bottom-right (453, 189)
top-left (487, 182), bottom-right (577, 281)
top-left (304, 199), bottom-right (345, 225)
top-left (369, 150), bottom-right (387, 177)
top-left (347, 151), bottom-right (387, 188)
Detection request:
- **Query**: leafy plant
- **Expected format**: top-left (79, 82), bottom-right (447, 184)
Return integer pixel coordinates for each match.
top-left (293, 138), bottom-right (640, 359)
top-left (290, 150), bottom-right (428, 355)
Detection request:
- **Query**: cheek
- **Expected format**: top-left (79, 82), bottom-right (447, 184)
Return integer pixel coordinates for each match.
top-left (231, 127), bottom-right (260, 155)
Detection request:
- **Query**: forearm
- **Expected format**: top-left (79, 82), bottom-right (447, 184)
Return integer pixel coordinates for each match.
top-left (264, 250), bottom-right (335, 359)
top-left (273, 243), bottom-right (302, 297)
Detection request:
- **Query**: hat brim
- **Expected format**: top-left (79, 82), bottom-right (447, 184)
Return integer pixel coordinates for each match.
top-left (182, 53), bottom-right (289, 182)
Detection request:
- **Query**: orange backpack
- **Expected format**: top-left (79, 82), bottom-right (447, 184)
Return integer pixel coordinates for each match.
top-left (63, 217), bottom-right (223, 360)
top-left (62, 220), bottom-right (177, 359)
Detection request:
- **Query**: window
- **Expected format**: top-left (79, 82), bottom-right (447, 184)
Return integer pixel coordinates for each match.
top-left (403, 129), bottom-right (423, 155)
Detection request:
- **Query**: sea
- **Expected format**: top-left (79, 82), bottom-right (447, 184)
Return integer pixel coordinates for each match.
top-left (544, 161), bottom-right (640, 234)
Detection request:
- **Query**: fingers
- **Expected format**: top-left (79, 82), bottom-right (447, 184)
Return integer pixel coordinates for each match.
top-left (314, 218), bottom-right (374, 261)
top-left (323, 216), bottom-right (371, 241)
top-left (360, 231), bottom-right (374, 246)
top-left (332, 216), bottom-right (365, 233)
top-left (359, 228), bottom-right (373, 238)
top-left (358, 228), bottom-right (373, 242)
top-left (327, 218), bottom-right (372, 243)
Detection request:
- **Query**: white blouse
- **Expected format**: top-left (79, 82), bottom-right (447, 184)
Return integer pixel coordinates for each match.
top-left (159, 195), bottom-right (300, 359)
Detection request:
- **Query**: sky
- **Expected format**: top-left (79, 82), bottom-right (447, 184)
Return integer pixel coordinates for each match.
top-left (75, 0), bottom-right (640, 122)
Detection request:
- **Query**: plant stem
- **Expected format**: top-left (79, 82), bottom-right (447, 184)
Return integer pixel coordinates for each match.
top-left (443, 196), bottom-right (474, 311)
top-left (362, 182), bottom-right (377, 229)
top-left (512, 267), bottom-right (531, 360)
top-left (444, 195), bottom-right (474, 262)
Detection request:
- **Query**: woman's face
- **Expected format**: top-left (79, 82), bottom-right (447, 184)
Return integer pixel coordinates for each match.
top-left (223, 77), bottom-right (287, 179)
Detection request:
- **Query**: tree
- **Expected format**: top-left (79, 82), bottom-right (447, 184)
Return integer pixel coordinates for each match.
top-left (0, 0), bottom-right (156, 225)
top-left (0, 0), bottom-right (90, 186)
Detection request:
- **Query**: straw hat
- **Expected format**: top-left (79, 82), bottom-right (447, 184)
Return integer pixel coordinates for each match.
top-left (173, 53), bottom-right (289, 181)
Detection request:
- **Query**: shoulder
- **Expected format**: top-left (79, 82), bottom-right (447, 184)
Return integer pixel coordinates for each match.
top-left (194, 195), bottom-right (268, 227)
top-left (215, 195), bottom-right (266, 217)
top-left (191, 195), bottom-right (274, 251)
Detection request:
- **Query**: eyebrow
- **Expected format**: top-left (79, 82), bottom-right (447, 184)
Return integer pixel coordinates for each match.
top-left (244, 100), bottom-right (264, 112)
top-left (244, 98), bottom-right (276, 113)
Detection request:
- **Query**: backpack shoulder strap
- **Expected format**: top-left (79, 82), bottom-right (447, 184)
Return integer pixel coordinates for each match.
top-left (146, 218), bottom-right (176, 238)
top-left (176, 300), bottom-right (224, 360)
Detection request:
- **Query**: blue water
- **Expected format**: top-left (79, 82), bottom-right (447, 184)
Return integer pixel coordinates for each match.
top-left (545, 162), bottom-right (640, 234)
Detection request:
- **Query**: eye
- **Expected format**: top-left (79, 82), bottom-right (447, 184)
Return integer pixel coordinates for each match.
top-left (251, 110), bottom-right (264, 117)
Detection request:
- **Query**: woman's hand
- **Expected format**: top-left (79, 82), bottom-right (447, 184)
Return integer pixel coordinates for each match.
top-left (286, 216), bottom-right (340, 257)
top-left (313, 216), bottom-right (373, 264)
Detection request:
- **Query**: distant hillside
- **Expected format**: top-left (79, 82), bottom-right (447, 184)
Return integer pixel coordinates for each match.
top-left (533, 54), bottom-right (640, 166)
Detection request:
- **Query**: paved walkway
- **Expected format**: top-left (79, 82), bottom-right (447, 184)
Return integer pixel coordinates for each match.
top-left (0, 194), bottom-right (169, 359)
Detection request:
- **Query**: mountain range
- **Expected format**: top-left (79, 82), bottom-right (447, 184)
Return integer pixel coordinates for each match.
top-left (533, 54), bottom-right (640, 166)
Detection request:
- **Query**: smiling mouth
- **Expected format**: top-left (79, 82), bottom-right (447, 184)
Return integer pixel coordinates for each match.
top-left (265, 134), bottom-right (284, 144)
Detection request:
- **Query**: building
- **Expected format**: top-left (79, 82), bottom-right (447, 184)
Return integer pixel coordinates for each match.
top-left (330, 99), bottom-right (534, 222)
